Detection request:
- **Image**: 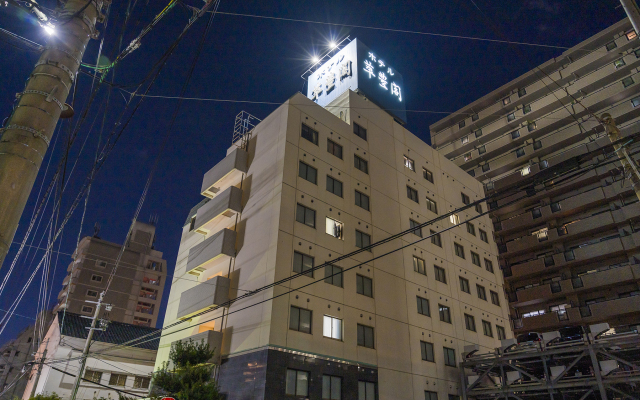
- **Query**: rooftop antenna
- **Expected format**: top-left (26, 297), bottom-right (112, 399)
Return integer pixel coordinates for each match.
top-left (93, 223), bottom-right (101, 238)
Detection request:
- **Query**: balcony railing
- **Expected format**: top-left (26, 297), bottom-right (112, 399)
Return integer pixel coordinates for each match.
top-left (177, 276), bottom-right (231, 319)
top-left (192, 186), bottom-right (242, 235)
top-left (186, 229), bottom-right (237, 276)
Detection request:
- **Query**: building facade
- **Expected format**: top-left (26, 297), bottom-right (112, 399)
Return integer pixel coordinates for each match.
top-left (155, 89), bottom-right (510, 400)
top-left (22, 312), bottom-right (159, 400)
top-left (53, 221), bottom-right (167, 328)
top-left (430, 18), bottom-right (640, 335)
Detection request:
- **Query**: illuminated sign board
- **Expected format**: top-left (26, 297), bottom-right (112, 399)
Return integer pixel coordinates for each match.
top-left (306, 39), bottom-right (406, 123)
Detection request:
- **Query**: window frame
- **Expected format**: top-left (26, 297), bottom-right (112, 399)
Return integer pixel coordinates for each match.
top-left (471, 251), bottom-right (481, 267)
top-left (355, 190), bottom-right (370, 211)
top-left (354, 154), bottom-right (369, 174)
top-left (356, 274), bottom-right (373, 297)
top-left (426, 198), bottom-right (437, 214)
top-left (109, 374), bottom-right (127, 387)
top-left (322, 375), bottom-right (342, 400)
top-left (286, 369), bottom-right (310, 396)
top-left (299, 161), bottom-right (318, 184)
top-left (324, 264), bottom-right (343, 288)
top-left (293, 251), bottom-right (314, 278)
top-left (430, 230), bottom-right (442, 247)
top-left (479, 229), bottom-right (488, 243)
top-left (296, 203), bottom-right (316, 228)
top-left (454, 243), bottom-right (465, 259)
top-left (326, 175), bottom-right (344, 197)
top-left (417, 296), bottom-right (430, 316)
top-left (353, 122), bottom-right (367, 140)
top-left (327, 139), bottom-right (343, 159)
top-left (323, 315), bottom-right (343, 340)
top-left (459, 277), bottom-right (470, 293)
top-left (482, 320), bottom-right (493, 337)
top-left (490, 290), bottom-right (500, 306)
top-left (326, 217), bottom-right (344, 239)
top-left (439, 304), bottom-right (452, 323)
top-left (484, 259), bottom-right (494, 273)
top-left (357, 324), bottom-right (375, 348)
top-left (407, 186), bottom-right (419, 203)
top-left (421, 341), bottom-right (435, 362)
top-left (290, 305), bottom-right (312, 334)
top-left (464, 313), bottom-right (476, 331)
top-left (466, 222), bottom-right (475, 236)
top-left (413, 256), bottom-right (426, 275)
top-left (434, 265), bottom-right (447, 284)
top-left (301, 123), bottom-right (319, 145)
top-left (356, 230), bottom-right (371, 251)
top-left (423, 168), bottom-right (434, 183)
top-left (477, 284), bottom-right (487, 301)
top-left (444, 347), bottom-right (456, 367)
top-left (410, 219), bottom-right (422, 237)
top-left (404, 155), bottom-right (415, 171)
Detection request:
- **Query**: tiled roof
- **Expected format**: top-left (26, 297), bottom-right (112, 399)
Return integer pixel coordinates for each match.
top-left (58, 312), bottom-right (160, 350)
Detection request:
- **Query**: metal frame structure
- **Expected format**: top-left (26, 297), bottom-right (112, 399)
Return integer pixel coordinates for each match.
top-left (460, 330), bottom-right (640, 400)
top-left (232, 110), bottom-right (261, 150)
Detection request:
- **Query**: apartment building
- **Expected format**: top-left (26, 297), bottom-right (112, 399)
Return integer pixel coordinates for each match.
top-left (430, 18), bottom-right (640, 335)
top-left (154, 88), bottom-right (509, 400)
top-left (53, 221), bottom-right (167, 328)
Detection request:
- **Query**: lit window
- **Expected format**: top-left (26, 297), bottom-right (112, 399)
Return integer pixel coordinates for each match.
top-left (404, 155), bottom-right (415, 171)
top-left (521, 165), bottom-right (531, 176)
top-left (464, 153), bottom-right (472, 162)
top-left (290, 306), bottom-right (312, 333)
top-left (324, 264), bottom-right (343, 287)
top-left (323, 315), bottom-right (342, 340)
top-left (449, 214), bottom-right (460, 225)
top-left (533, 227), bottom-right (549, 242)
top-left (357, 324), bottom-right (374, 348)
top-left (502, 96), bottom-right (511, 105)
top-left (614, 58), bottom-right (626, 69)
top-left (301, 123), bottom-right (319, 145)
top-left (423, 168), bottom-right (434, 183)
top-left (522, 309), bottom-right (545, 318)
top-left (325, 217), bottom-right (343, 239)
top-left (623, 76), bottom-right (635, 88)
top-left (461, 136), bottom-right (469, 144)
top-left (413, 256), bottom-right (426, 275)
top-left (627, 30), bottom-right (637, 40)
top-left (286, 369), bottom-right (309, 396)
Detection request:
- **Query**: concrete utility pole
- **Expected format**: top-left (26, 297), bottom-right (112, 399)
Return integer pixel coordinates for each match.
top-left (621, 0), bottom-right (640, 35)
top-left (29, 345), bottom-right (48, 398)
top-left (0, 0), bottom-right (105, 269)
top-left (601, 113), bottom-right (640, 202)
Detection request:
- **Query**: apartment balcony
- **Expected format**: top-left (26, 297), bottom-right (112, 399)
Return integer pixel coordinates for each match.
top-left (201, 147), bottom-right (248, 198)
top-left (192, 186), bottom-right (242, 235)
top-left (177, 276), bottom-right (231, 319)
top-left (170, 330), bottom-right (223, 366)
top-left (186, 229), bottom-right (236, 276)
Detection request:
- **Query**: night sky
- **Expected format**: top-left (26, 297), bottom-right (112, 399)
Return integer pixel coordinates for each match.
top-left (0, 0), bottom-right (625, 343)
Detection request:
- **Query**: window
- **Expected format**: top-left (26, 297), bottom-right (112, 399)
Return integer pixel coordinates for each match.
top-left (490, 290), bottom-right (500, 306)
top-left (147, 261), bottom-right (162, 271)
top-left (356, 230), bottom-right (371, 250)
top-left (502, 96), bottom-right (511, 105)
top-left (464, 314), bottom-right (476, 331)
top-left (109, 374), bottom-right (127, 386)
top-left (417, 296), bottom-right (430, 316)
top-left (475, 203), bottom-right (482, 213)
top-left (84, 370), bottom-right (102, 384)
top-left (518, 87), bottom-right (526, 97)
top-left (464, 153), bottom-right (472, 162)
top-left (533, 140), bottom-right (543, 150)
top-left (96, 260), bottom-right (107, 268)
top-left (528, 121), bottom-right (537, 132)
top-left (299, 161), bottom-right (318, 184)
top-left (358, 382), bottom-right (376, 400)
top-left (636, 48), bottom-right (640, 58)
top-left (466, 222), bottom-right (475, 236)
top-left (357, 324), bottom-right (374, 348)
top-left (91, 275), bottom-right (103, 283)
top-left (521, 165), bottom-right (531, 176)
top-left (523, 104), bottom-right (532, 114)
top-left (293, 251), bottom-right (314, 277)
top-left (454, 243), bottom-right (465, 259)
top-left (479, 229), bottom-right (488, 243)
top-left (516, 147), bottom-right (525, 158)
top-left (296, 204), bottom-right (316, 228)
top-left (357, 275), bottom-right (373, 297)
top-left (425, 391), bottom-right (438, 400)
top-left (531, 207), bottom-right (542, 219)
top-left (326, 218), bottom-right (343, 239)
top-left (189, 216), bottom-right (196, 231)
top-left (410, 219), bottom-right (422, 237)
top-left (474, 129), bottom-right (482, 138)
top-left (459, 277), bottom-right (470, 293)
top-left (434, 265), bottom-right (446, 283)
top-left (550, 202), bottom-right (561, 213)
top-left (326, 175), bottom-right (343, 197)
top-left (613, 58), bottom-right (626, 69)
top-left (564, 250), bottom-right (575, 261)
top-left (354, 154), bottom-right (368, 173)
top-left (461, 192), bottom-right (470, 205)
top-left (478, 145), bottom-right (486, 155)
top-left (133, 376), bottom-right (151, 389)
top-left (322, 375), bottom-right (342, 400)
top-left (413, 256), bottom-right (426, 275)
top-left (633, 96), bottom-right (640, 107)
top-left (426, 198), bottom-right (438, 214)
top-left (286, 369), bottom-right (309, 396)
top-left (327, 139), bottom-right (343, 159)
top-left (472, 113), bottom-right (479, 121)
top-left (627, 30), bottom-right (637, 40)
top-left (623, 76), bottom-right (635, 88)
top-left (477, 285), bottom-right (487, 301)
top-left (404, 155), bottom-right (415, 171)
top-left (507, 113), bottom-right (515, 122)
top-left (444, 347), bottom-right (456, 366)
top-left (458, 120), bottom-right (466, 129)
top-left (461, 136), bottom-right (469, 144)
top-left (421, 341), bottom-right (434, 362)
top-left (484, 259), bottom-right (494, 273)
top-left (511, 130), bottom-right (520, 140)
top-left (407, 186), bottom-right (419, 203)
top-left (482, 320), bottom-right (493, 337)
top-left (430, 230), bottom-right (442, 247)
top-left (450, 214), bottom-right (460, 226)
top-left (481, 163), bottom-right (490, 172)
top-left (323, 315), bottom-right (342, 340)
top-left (423, 168), bottom-right (434, 183)
top-left (606, 40), bottom-right (617, 51)
top-left (471, 252), bottom-right (481, 267)
top-left (355, 190), bottom-right (370, 211)
top-left (439, 304), bottom-right (451, 323)
top-left (324, 265), bottom-right (343, 287)
top-left (497, 325), bottom-right (506, 340)
top-left (301, 123), bottom-right (318, 145)
top-left (87, 290), bottom-right (98, 298)
top-left (468, 169), bottom-right (475, 177)
top-left (353, 122), bottom-right (367, 140)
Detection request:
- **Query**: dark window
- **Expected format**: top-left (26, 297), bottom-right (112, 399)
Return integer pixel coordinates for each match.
top-left (623, 76), bottom-right (635, 88)
top-left (439, 305), bottom-right (451, 323)
top-left (109, 374), bottom-right (127, 386)
top-left (301, 123), bottom-right (318, 145)
top-left (410, 219), bottom-right (422, 237)
top-left (189, 216), bottom-right (196, 231)
top-left (532, 208), bottom-right (542, 219)
top-left (458, 120), bottom-right (466, 129)
top-left (468, 170), bottom-right (475, 177)
top-left (478, 145), bottom-right (486, 155)
top-left (564, 250), bottom-right (575, 262)
top-left (544, 255), bottom-right (555, 266)
top-left (84, 370), bottom-right (103, 384)
top-left (497, 325), bottom-right (506, 340)
top-left (507, 113), bottom-right (515, 122)
top-left (503, 97), bottom-right (511, 105)
top-left (356, 230), bottom-right (371, 250)
top-left (296, 204), bottom-right (316, 228)
top-left (477, 285), bottom-right (487, 301)
top-left (87, 290), bottom-right (98, 297)
top-left (134, 376), bottom-right (151, 389)
top-left (293, 251), bottom-right (314, 277)
top-left (528, 121), bottom-right (537, 132)
top-left (482, 320), bottom-right (493, 337)
top-left (417, 296), bottom-right (430, 316)
top-left (482, 163), bottom-right (490, 172)
top-left (533, 140), bottom-right (543, 150)
top-left (407, 186), bottom-right (419, 203)
top-left (286, 369), bottom-right (309, 396)
top-left (636, 48), bottom-right (640, 58)
top-left (322, 375), bottom-right (342, 400)
top-left (466, 222), bottom-right (475, 236)
top-left (358, 382), bottom-right (376, 400)
top-left (606, 40), bottom-right (617, 51)
top-left (516, 147), bottom-right (525, 158)
top-left (327, 139), bottom-right (343, 159)
top-left (472, 114), bottom-right (479, 121)
top-left (355, 191), bottom-right (370, 211)
top-left (454, 243), bottom-right (465, 259)
top-left (475, 129), bottom-right (482, 138)
top-left (518, 87), bottom-right (526, 97)
top-left (324, 265), bottom-right (343, 287)
top-left (357, 324), bottom-right (374, 348)
top-left (430, 230), bottom-right (442, 247)
top-left (426, 198), bottom-right (438, 214)
top-left (540, 160), bottom-right (549, 169)
top-left (290, 306), bottom-right (312, 334)
top-left (444, 347), bottom-right (456, 366)
top-left (425, 391), bottom-right (438, 400)
top-left (511, 130), bottom-right (520, 140)
top-left (421, 341), bottom-right (434, 362)
top-left (523, 104), bottom-right (532, 114)
top-left (550, 202), bottom-right (561, 212)
top-left (326, 175), bottom-right (343, 197)
top-left (633, 96), bottom-right (640, 107)
top-left (484, 259), bottom-right (494, 273)
top-left (479, 229), bottom-right (488, 243)
top-left (490, 290), bottom-right (500, 306)
top-left (423, 168), bottom-right (434, 183)
top-left (357, 275), bottom-right (373, 297)
top-left (471, 251), bottom-right (481, 267)
top-left (354, 155), bottom-right (368, 174)
top-left (461, 192), bottom-right (470, 205)
top-left (299, 161), bottom-right (317, 184)
top-left (353, 122), bottom-right (367, 140)
top-left (413, 256), bottom-right (426, 275)
top-left (459, 277), bottom-right (470, 293)
top-left (434, 265), bottom-right (447, 283)
top-left (475, 203), bottom-right (482, 213)
top-left (464, 314), bottom-right (476, 331)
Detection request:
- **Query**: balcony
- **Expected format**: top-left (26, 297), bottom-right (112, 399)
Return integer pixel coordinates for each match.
top-left (193, 186), bottom-right (242, 235)
top-left (201, 148), bottom-right (248, 198)
top-left (588, 294), bottom-right (640, 320)
top-left (177, 276), bottom-right (231, 319)
top-left (170, 330), bottom-right (223, 366)
top-left (186, 229), bottom-right (236, 276)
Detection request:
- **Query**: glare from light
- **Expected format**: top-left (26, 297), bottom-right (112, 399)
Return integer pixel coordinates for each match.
top-left (329, 41), bottom-right (337, 48)
top-left (312, 56), bottom-right (319, 63)
top-left (43, 25), bottom-right (55, 35)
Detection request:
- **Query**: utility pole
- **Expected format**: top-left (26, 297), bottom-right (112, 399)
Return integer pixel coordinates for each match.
top-left (620, 0), bottom-right (640, 35)
top-left (0, 0), bottom-right (106, 269)
top-left (70, 291), bottom-right (109, 400)
top-left (29, 345), bottom-right (48, 398)
top-left (601, 113), bottom-right (640, 202)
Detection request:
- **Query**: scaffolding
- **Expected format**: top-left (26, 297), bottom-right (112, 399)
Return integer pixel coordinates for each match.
top-left (460, 326), bottom-right (640, 400)
top-left (232, 111), bottom-right (261, 150)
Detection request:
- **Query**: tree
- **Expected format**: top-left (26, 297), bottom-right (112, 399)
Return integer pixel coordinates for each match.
top-left (150, 339), bottom-right (221, 400)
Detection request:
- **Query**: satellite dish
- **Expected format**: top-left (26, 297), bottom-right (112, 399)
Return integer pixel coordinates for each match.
top-left (60, 103), bottom-right (74, 119)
